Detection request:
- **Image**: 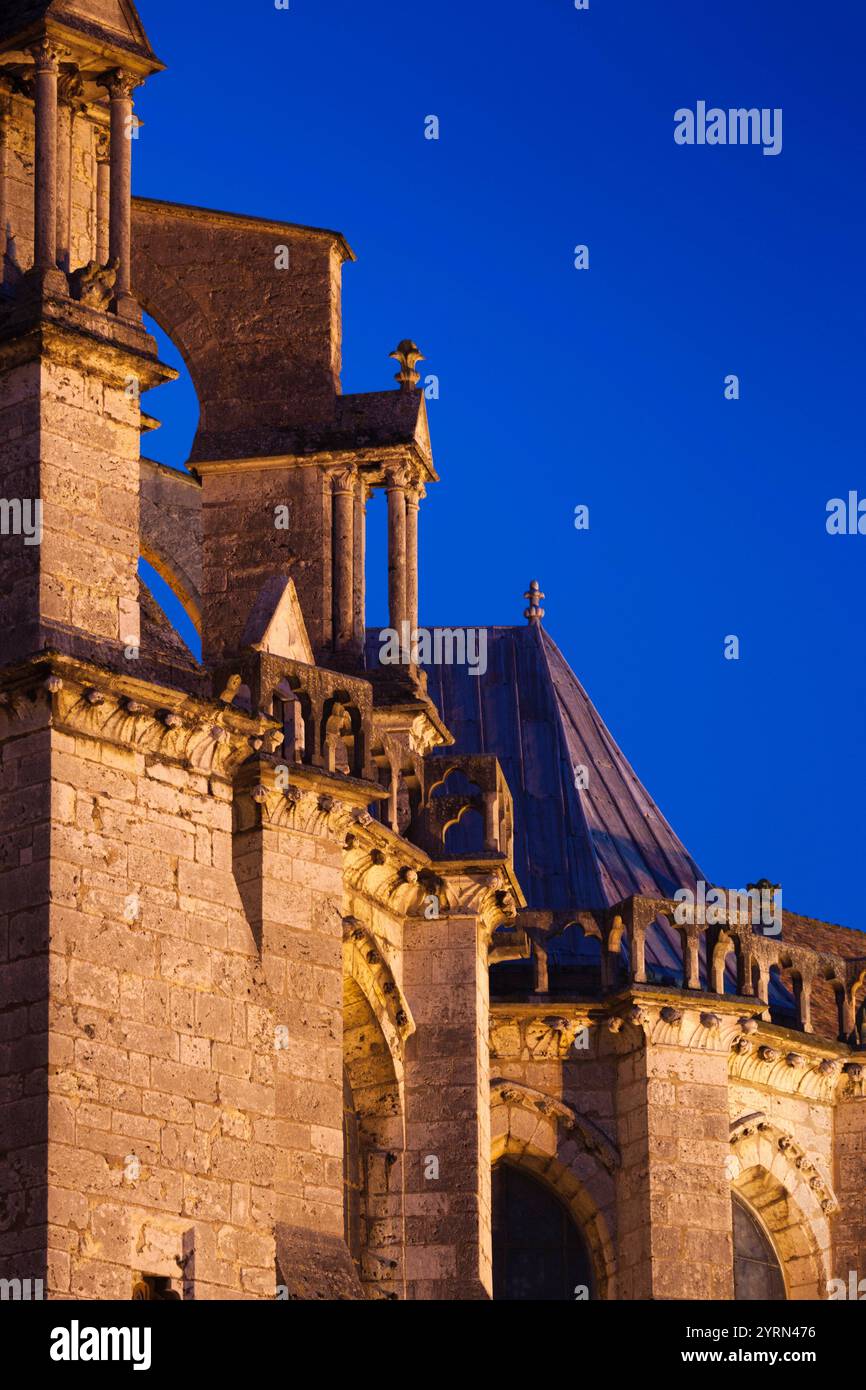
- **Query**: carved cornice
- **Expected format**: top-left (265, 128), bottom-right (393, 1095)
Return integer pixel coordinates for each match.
top-left (371, 705), bottom-right (452, 762)
top-left (489, 993), bottom-right (854, 1099)
top-left (728, 1030), bottom-right (853, 1101)
top-left (431, 863), bottom-right (521, 938)
top-left (340, 828), bottom-right (518, 935)
top-left (0, 316), bottom-right (174, 394)
top-left (0, 656), bottom-right (274, 781)
top-left (490, 1078), bottom-right (620, 1174)
top-left (605, 997), bottom-right (850, 1097)
top-left (490, 1006), bottom-right (602, 1060)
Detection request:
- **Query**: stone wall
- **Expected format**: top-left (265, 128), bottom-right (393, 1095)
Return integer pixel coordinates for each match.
top-left (832, 1092), bottom-right (866, 1290)
top-left (199, 460), bottom-right (332, 663)
top-left (3, 671), bottom-right (865, 1301)
top-left (43, 719), bottom-right (277, 1298)
top-left (131, 200), bottom-right (350, 457)
top-left (0, 709), bottom-right (51, 1290)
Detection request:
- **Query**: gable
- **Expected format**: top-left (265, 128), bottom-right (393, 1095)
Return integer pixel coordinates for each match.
top-left (241, 575), bottom-right (315, 666)
top-left (0, 0), bottom-right (158, 63)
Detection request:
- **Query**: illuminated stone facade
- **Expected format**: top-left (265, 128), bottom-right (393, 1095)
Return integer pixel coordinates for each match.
top-left (0, 2), bottom-right (864, 1302)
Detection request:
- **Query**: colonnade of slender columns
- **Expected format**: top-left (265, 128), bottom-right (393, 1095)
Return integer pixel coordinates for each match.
top-left (29, 43), bottom-right (138, 309)
top-left (330, 463), bottom-right (425, 660)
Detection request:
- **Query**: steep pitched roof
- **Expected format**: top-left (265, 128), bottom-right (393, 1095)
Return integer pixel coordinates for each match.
top-left (397, 623), bottom-right (864, 1003)
top-left (366, 622), bottom-right (702, 979)
top-left (419, 623), bottom-right (704, 912)
top-left (0, 0), bottom-right (160, 66)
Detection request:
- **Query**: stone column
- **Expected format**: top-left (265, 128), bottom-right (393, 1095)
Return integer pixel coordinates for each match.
top-left (0, 89), bottom-right (10, 271)
top-left (55, 74), bottom-right (80, 272)
top-left (483, 791), bottom-right (499, 852)
top-left (31, 41), bottom-right (60, 273)
top-left (386, 465), bottom-right (409, 647)
top-left (352, 478), bottom-right (368, 655)
top-left (332, 466), bottom-right (357, 653)
top-left (405, 476), bottom-right (424, 642)
top-left (105, 69), bottom-right (138, 316)
top-left (95, 127), bottom-right (111, 266)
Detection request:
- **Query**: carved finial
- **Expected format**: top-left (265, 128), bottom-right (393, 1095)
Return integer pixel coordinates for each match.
top-left (524, 580), bottom-right (545, 624)
top-left (389, 340), bottom-right (424, 391)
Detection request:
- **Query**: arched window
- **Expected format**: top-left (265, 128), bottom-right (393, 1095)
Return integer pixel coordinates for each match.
top-left (732, 1192), bottom-right (786, 1300)
top-left (492, 1162), bottom-right (594, 1300)
top-left (342, 1069), bottom-right (362, 1272)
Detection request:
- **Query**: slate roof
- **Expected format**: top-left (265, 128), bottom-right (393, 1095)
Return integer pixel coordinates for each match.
top-left (366, 622), bottom-right (865, 1007)
top-left (367, 623), bottom-right (704, 979)
top-left (421, 623), bottom-right (705, 911)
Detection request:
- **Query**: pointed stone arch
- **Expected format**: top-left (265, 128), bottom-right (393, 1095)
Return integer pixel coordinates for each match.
top-left (342, 918), bottom-right (414, 1069)
top-left (139, 459), bottom-right (202, 632)
top-left (490, 1084), bottom-right (617, 1298)
top-left (342, 919), bottom-right (411, 1300)
top-left (727, 1118), bottom-right (837, 1298)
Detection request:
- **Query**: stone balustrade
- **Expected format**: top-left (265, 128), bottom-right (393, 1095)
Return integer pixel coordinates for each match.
top-left (512, 893), bottom-right (866, 1046)
top-left (408, 753), bottom-right (514, 861)
top-left (214, 651), bottom-right (376, 783)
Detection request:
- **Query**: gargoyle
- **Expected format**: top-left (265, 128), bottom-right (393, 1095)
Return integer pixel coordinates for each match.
top-left (69, 258), bottom-right (119, 310)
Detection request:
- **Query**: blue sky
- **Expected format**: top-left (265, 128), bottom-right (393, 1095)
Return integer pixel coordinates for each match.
top-left (134, 0), bottom-right (866, 933)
